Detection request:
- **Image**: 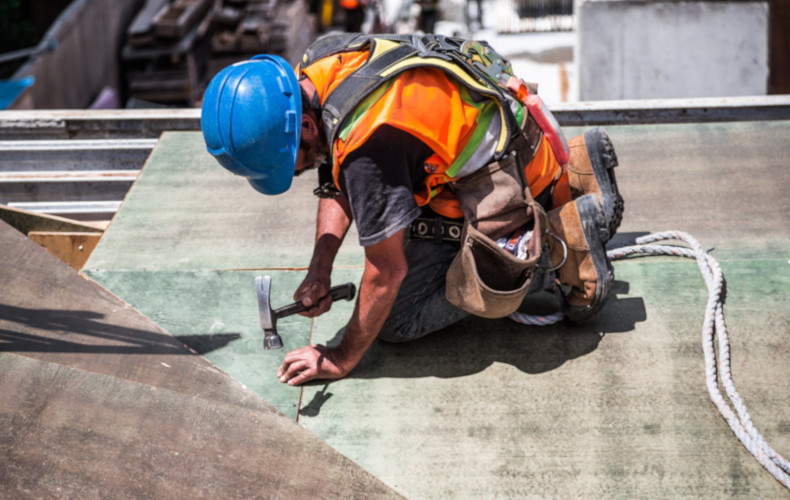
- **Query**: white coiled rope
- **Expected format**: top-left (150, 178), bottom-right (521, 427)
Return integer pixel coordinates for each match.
top-left (607, 231), bottom-right (789, 491)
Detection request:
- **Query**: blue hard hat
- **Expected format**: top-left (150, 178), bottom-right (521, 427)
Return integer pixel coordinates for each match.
top-left (201, 54), bottom-right (302, 195)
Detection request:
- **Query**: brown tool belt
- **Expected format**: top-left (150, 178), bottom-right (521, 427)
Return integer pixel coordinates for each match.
top-left (408, 216), bottom-right (464, 243)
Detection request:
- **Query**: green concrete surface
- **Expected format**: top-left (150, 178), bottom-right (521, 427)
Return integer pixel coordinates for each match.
top-left (302, 259), bottom-right (790, 498)
top-left (83, 268), bottom-right (361, 419)
top-left (84, 132), bottom-right (363, 272)
top-left (81, 124), bottom-right (790, 498)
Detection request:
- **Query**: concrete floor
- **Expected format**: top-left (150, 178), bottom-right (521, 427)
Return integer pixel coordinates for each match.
top-left (3, 120), bottom-right (790, 498)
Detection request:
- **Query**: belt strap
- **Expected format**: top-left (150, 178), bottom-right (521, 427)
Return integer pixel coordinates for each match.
top-left (409, 216), bottom-right (463, 243)
top-left (511, 112), bottom-right (543, 168)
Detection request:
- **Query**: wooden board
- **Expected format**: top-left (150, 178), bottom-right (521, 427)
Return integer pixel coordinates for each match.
top-left (27, 231), bottom-right (102, 270)
top-left (127, 0), bottom-right (171, 42)
top-left (153, 0), bottom-right (214, 39)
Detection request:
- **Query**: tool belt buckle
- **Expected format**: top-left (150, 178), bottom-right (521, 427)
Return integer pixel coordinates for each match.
top-left (411, 217), bottom-right (462, 243)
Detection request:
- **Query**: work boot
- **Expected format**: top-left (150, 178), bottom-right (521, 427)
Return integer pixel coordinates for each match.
top-left (567, 127), bottom-right (624, 241)
top-left (546, 193), bottom-right (613, 324)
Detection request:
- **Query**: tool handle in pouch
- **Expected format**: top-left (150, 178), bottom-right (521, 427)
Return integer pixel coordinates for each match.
top-left (274, 282), bottom-right (357, 319)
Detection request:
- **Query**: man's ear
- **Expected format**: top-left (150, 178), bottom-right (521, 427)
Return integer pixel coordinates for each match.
top-left (301, 112), bottom-right (321, 142)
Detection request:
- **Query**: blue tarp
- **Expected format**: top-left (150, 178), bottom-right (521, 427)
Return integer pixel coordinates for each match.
top-left (0, 76), bottom-right (35, 109)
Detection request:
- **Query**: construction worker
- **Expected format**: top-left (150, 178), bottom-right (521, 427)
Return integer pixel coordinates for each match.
top-left (201, 34), bottom-right (624, 386)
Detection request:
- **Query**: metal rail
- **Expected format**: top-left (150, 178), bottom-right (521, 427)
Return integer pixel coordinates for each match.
top-left (551, 95), bottom-right (790, 126)
top-left (0, 96), bottom-right (788, 139)
top-left (0, 138), bottom-right (155, 222)
top-left (0, 109), bottom-right (201, 140)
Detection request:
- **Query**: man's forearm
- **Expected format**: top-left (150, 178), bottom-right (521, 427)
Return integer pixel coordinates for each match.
top-left (335, 263), bottom-right (404, 369)
top-left (308, 196), bottom-right (352, 278)
top-left (332, 231), bottom-right (409, 371)
top-left (278, 229), bottom-right (408, 384)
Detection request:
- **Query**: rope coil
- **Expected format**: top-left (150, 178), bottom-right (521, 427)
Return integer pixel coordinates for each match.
top-left (607, 231), bottom-right (789, 491)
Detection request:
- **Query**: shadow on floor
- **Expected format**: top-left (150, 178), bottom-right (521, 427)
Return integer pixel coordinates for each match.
top-left (339, 279), bottom-right (646, 380)
top-left (300, 384), bottom-right (334, 417)
top-left (0, 303), bottom-right (240, 355)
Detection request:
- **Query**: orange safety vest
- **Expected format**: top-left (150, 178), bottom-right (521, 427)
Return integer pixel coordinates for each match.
top-left (299, 39), bottom-right (565, 218)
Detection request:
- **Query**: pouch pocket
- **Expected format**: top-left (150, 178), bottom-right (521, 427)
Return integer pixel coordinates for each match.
top-left (450, 154), bottom-right (532, 241)
top-left (445, 210), bottom-right (545, 318)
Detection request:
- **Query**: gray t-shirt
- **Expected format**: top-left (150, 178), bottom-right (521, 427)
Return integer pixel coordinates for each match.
top-left (337, 125), bottom-right (434, 246)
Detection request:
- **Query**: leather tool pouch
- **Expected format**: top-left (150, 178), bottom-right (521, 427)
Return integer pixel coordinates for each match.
top-left (445, 152), bottom-right (547, 318)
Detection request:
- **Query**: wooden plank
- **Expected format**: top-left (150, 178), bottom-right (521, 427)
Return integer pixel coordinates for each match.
top-left (0, 204), bottom-right (104, 234)
top-left (76, 123), bottom-right (790, 498)
top-left (153, 0), bottom-right (214, 39)
top-left (0, 354), bottom-right (402, 499)
top-left (27, 231), bottom-right (102, 270)
top-left (127, 0), bottom-right (171, 42)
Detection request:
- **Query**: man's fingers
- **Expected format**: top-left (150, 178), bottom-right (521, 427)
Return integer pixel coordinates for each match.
top-left (280, 361), bottom-right (317, 385)
top-left (279, 364), bottom-right (304, 384)
top-left (316, 295), bottom-right (333, 314)
top-left (286, 369), bottom-right (316, 386)
top-left (277, 351), bottom-right (302, 377)
top-left (297, 292), bottom-right (333, 318)
top-left (299, 281), bottom-right (330, 306)
top-left (277, 345), bottom-right (337, 386)
top-left (279, 358), bottom-right (307, 382)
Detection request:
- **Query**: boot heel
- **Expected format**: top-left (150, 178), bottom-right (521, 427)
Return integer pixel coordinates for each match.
top-left (586, 127), bottom-right (624, 240)
top-left (547, 194), bottom-right (613, 324)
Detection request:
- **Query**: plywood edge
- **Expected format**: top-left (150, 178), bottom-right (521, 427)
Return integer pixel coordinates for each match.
top-left (27, 231), bottom-right (102, 270)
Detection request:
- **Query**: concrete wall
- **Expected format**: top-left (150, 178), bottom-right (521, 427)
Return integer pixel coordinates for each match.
top-left (576, 0), bottom-right (769, 101)
top-left (11, 0), bottom-right (143, 109)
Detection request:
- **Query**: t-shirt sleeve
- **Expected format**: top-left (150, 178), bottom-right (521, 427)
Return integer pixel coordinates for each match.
top-left (337, 125), bottom-right (433, 246)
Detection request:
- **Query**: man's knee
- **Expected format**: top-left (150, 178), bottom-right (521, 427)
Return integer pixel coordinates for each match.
top-left (377, 316), bottom-right (423, 343)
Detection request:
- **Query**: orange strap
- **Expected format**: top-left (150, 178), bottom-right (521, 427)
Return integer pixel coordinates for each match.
top-left (525, 135), bottom-right (561, 200)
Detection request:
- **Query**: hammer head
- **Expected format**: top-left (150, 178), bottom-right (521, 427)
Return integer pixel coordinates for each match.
top-left (255, 275), bottom-right (283, 349)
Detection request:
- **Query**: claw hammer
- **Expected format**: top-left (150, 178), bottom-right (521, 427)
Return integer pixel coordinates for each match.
top-left (255, 275), bottom-right (356, 349)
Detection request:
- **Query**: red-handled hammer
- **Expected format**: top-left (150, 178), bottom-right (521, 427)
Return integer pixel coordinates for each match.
top-left (255, 275), bottom-right (357, 350)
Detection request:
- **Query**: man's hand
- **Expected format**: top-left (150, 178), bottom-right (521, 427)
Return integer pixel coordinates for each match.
top-left (293, 275), bottom-right (333, 318)
top-left (278, 230), bottom-right (408, 386)
top-left (277, 345), bottom-right (349, 385)
top-left (294, 196), bottom-right (354, 318)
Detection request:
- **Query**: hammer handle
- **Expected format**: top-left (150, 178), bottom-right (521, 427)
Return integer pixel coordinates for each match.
top-left (273, 282), bottom-right (356, 319)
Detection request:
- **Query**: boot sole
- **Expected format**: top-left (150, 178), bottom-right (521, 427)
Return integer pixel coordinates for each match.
top-left (584, 127), bottom-right (624, 240)
top-left (564, 194), bottom-right (613, 324)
